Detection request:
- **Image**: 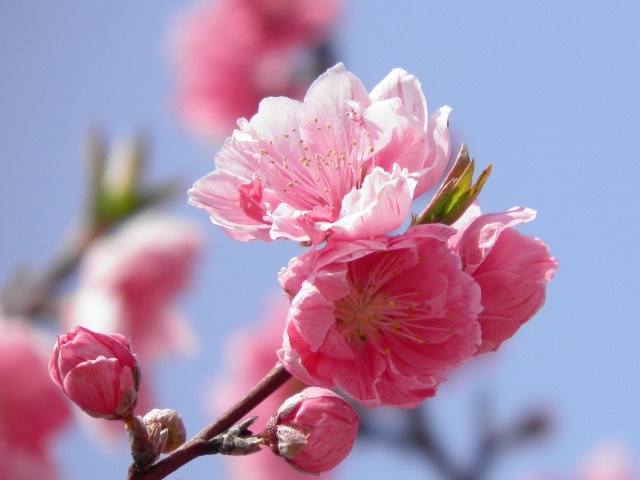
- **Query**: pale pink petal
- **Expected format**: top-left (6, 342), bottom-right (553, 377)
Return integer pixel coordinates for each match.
top-left (300, 64), bottom-right (371, 139)
top-left (189, 170), bottom-right (273, 242)
top-left (369, 67), bottom-right (428, 125)
top-left (319, 165), bottom-right (416, 239)
top-left (363, 99), bottom-right (429, 174)
top-left (414, 106), bottom-right (453, 197)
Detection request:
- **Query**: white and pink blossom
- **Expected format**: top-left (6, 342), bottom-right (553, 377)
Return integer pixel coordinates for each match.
top-left (189, 63), bottom-right (451, 245)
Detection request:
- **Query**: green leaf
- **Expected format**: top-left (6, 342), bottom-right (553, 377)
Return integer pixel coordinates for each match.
top-left (413, 144), bottom-right (492, 226)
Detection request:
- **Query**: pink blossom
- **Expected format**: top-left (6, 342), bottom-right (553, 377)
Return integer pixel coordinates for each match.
top-left (189, 63), bottom-right (452, 245)
top-left (0, 314), bottom-right (71, 480)
top-left (63, 214), bottom-right (202, 362)
top-left (263, 387), bottom-right (358, 474)
top-left (210, 295), bottom-right (319, 480)
top-left (0, 439), bottom-right (60, 480)
top-left (278, 224), bottom-right (482, 408)
top-left (579, 442), bottom-right (638, 480)
top-left (49, 326), bottom-right (141, 420)
top-left (171, 0), bottom-right (341, 137)
top-left (521, 441), bottom-right (638, 480)
top-left (451, 207), bottom-right (558, 354)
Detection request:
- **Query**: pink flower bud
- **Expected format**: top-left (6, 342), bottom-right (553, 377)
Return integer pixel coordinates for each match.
top-left (49, 326), bottom-right (141, 420)
top-left (263, 387), bottom-right (358, 474)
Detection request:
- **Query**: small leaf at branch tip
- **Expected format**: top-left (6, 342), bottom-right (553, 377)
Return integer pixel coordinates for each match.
top-left (83, 131), bottom-right (179, 231)
top-left (413, 144), bottom-right (492, 226)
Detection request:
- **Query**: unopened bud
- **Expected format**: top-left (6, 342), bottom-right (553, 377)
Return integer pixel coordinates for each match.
top-left (49, 326), bottom-right (141, 420)
top-left (142, 408), bottom-right (186, 454)
top-left (262, 387), bottom-right (359, 474)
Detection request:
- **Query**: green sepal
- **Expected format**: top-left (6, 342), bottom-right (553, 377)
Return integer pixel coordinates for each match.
top-left (413, 144), bottom-right (492, 226)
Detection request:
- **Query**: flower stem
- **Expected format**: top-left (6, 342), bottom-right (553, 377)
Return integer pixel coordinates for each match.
top-left (127, 362), bottom-right (292, 480)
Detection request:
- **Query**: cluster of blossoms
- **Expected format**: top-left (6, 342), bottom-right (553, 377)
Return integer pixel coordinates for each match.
top-left (171, 0), bottom-right (341, 138)
top-left (190, 63), bottom-right (558, 409)
top-left (48, 62), bottom-right (556, 477)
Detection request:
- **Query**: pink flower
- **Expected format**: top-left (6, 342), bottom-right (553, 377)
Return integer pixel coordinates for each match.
top-left (451, 207), bottom-right (558, 354)
top-left (263, 387), bottom-right (358, 474)
top-left (63, 214), bottom-right (202, 362)
top-left (0, 314), bottom-right (71, 480)
top-left (579, 442), bottom-right (638, 480)
top-left (278, 224), bottom-right (482, 408)
top-left (49, 326), bottom-right (141, 420)
top-left (171, 0), bottom-right (341, 137)
top-left (521, 441), bottom-right (638, 480)
top-left (189, 63), bottom-right (452, 245)
top-left (210, 294), bottom-right (319, 480)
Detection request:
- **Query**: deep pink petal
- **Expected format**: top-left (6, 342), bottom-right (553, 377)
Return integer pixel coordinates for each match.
top-left (63, 358), bottom-right (123, 418)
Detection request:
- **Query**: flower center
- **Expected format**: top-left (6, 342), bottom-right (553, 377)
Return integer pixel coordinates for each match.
top-left (257, 108), bottom-right (375, 213)
top-left (333, 254), bottom-right (454, 352)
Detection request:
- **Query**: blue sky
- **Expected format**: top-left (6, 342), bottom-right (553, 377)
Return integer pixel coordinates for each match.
top-left (1, 1), bottom-right (639, 479)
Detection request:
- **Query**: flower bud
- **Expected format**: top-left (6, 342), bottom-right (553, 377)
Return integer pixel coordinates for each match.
top-left (49, 326), bottom-right (141, 420)
top-left (142, 409), bottom-right (186, 453)
top-left (263, 387), bottom-right (359, 474)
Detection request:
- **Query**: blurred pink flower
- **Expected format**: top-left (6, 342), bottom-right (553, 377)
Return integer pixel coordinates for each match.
top-left (211, 294), bottom-right (332, 480)
top-left (451, 206), bottom-right (558, 354)
top-left (64, 213), bottom-right (202, 362)
top-left (61, 214), bottom-right (201, 443)
top-left (579, 442), bottom-right (638, 480)
top-left (171, 0), bottom-right (341, 137)
top-left (278, 224), bottom-right (482, 408)
top-left (0, 313), bottom-right (71, 480)
top-left (49, 326), bottom-right (141, 420)
top-left (189, 63), bottom-right (451, 245)
top-left (263, 387), bottom-right (358, 474)
top-left (522, 441), bottom-right (638, 480)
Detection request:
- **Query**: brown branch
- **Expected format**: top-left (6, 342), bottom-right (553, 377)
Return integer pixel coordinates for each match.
top-left (2, 224), bottom-right (104, 317)
top-left (127, 362), bottom-right (292, 480)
